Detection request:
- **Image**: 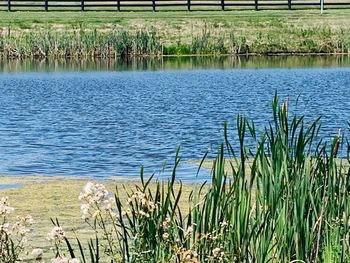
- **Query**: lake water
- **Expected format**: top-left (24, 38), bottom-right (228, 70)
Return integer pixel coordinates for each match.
top-left (0, 56), bottom-right (350, 181)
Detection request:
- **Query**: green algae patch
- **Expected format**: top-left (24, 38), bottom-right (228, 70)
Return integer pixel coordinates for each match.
top-left (0, 175), bottom-right (197, 249)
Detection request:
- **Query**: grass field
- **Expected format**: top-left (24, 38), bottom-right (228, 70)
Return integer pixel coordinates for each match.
top-left (1, 9), bottom-right (349, 32)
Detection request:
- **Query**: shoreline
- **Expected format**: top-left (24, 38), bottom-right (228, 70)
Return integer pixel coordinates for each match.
top-left (1, 10), bottom-right (349, 58)
top-left (2, 52), bottom-right (350, 59)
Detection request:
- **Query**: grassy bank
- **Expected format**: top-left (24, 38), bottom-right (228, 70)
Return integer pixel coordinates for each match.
top-left (0, 10), bottom-right (350, 58)
top-left (1, 96), bottom-right (350, 262)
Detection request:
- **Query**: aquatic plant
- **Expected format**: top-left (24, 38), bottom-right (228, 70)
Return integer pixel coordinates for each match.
top-left (1, 25), bottom-right (350, 59)
top-left (0, 28), bottom-right (164, 59)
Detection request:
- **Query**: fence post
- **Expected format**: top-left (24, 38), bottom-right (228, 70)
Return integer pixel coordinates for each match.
top-left (45, 0), bottom-right (48, 11)
top-left (81, 0), bottom-right (84, 11)
top-left (7, 0), bottom-right (11, 11)
top-left (152, 0), bottom-right (156, 11)
top-left (117, 0), bottom-right (120, 11)
top-left (187, 0), bottom-right (191, 11)
top-left (288, 0), bottom-right (291, 9)
top-left (221, 0), bottom-right (225, 10)
top-left (254, 0), bottom-right (258, 10)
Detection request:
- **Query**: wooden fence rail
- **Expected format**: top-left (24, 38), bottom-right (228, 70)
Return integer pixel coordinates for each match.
top-left (1, 0), bottom-right (350, 11)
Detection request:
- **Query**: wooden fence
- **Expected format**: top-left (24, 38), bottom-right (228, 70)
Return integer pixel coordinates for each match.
top-left (0, 0), bottom-right (349, 11)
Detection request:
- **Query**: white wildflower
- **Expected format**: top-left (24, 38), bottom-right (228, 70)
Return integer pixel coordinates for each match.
top-left (162, 232), bottom-right (169, 240)
top-left (186, 226), bottom-right (193, 236)
top-left (79, 182), bottom-right (108, 204)
top-left (13, 222), bottom-right (30, 237)
top-left (212, 247), bottom-right (221, 258)
top-left (0, 223), bottom-right (11, 235)
top-left (91, 210), bottom-right (100, 219)
top-left (103, 197), bottom-right (115, 211)
top-left (162, 218), bottom-right (169, 229)
top-left (83, 182), bottom-right (94, 194)
top-left (47, 226), bottom-right (65, 241)
top-left (0, 196), bottom-right (15, 215)
top-left (130, 191), bottom-right (146, 205)
top-left (139, 210), bottom-right (149, 217)
top-left (80, 204), bottom-right (90, 220)
top-left (220, 220), bottom-right (228, 227)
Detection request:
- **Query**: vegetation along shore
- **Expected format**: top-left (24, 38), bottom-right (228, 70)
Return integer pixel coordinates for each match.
top-left (1, 97), bottom-right (349, 262)
top-left (0, 10), bottom-right (350, 58)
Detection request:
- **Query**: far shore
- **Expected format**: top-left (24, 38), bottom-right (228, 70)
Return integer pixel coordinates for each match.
top-left (1, 10), bottom-right (350, 58)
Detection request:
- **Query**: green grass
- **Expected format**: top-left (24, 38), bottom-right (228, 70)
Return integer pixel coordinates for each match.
top-left (0, 10), bottom-right (349, 36)
top-left (0, 10), bottom-right (349, 24)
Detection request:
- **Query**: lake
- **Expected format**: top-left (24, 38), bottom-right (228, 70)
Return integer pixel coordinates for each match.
top-left (0, 56), bottom-right (349, 181)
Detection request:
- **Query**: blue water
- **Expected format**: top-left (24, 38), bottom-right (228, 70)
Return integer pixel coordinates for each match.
top-left (0, 67), bottom-right (349, 180)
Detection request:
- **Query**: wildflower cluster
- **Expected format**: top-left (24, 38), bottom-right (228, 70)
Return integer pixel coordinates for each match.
top-left (126, 190), bottom-right (157, 218)
top-left (78, 182), bottom-right (120, 259)
top-left (47, 226), bottom-right (65, 241)
top-left (0, 197), bottom-right (34, 262)
top-left (0, 197), bottom-right (15, 215)
top-left (178, 248), bottom-right (199, 263)
top-left (45, 225), bottom-right (81, 263)
top-left (78, 182), bottom-right (117, 220)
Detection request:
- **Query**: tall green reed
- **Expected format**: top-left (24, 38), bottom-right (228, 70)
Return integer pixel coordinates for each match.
top-left (1, 26), bottom-right (350, 59)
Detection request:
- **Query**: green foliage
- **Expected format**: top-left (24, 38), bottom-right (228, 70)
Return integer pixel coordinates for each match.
top-left (1, 25), bottom-right (349, 58)
top-left (163, 44), bottom-right (191, 55)
top-left (0, 28), bottom-right (164, 59)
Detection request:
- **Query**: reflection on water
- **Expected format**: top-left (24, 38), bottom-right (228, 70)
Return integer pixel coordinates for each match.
top-left (1, 55), bottom-right (350, 72)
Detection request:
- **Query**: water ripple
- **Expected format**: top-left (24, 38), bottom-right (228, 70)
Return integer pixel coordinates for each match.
top-left (0, 67), bottom-right (349, 180)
